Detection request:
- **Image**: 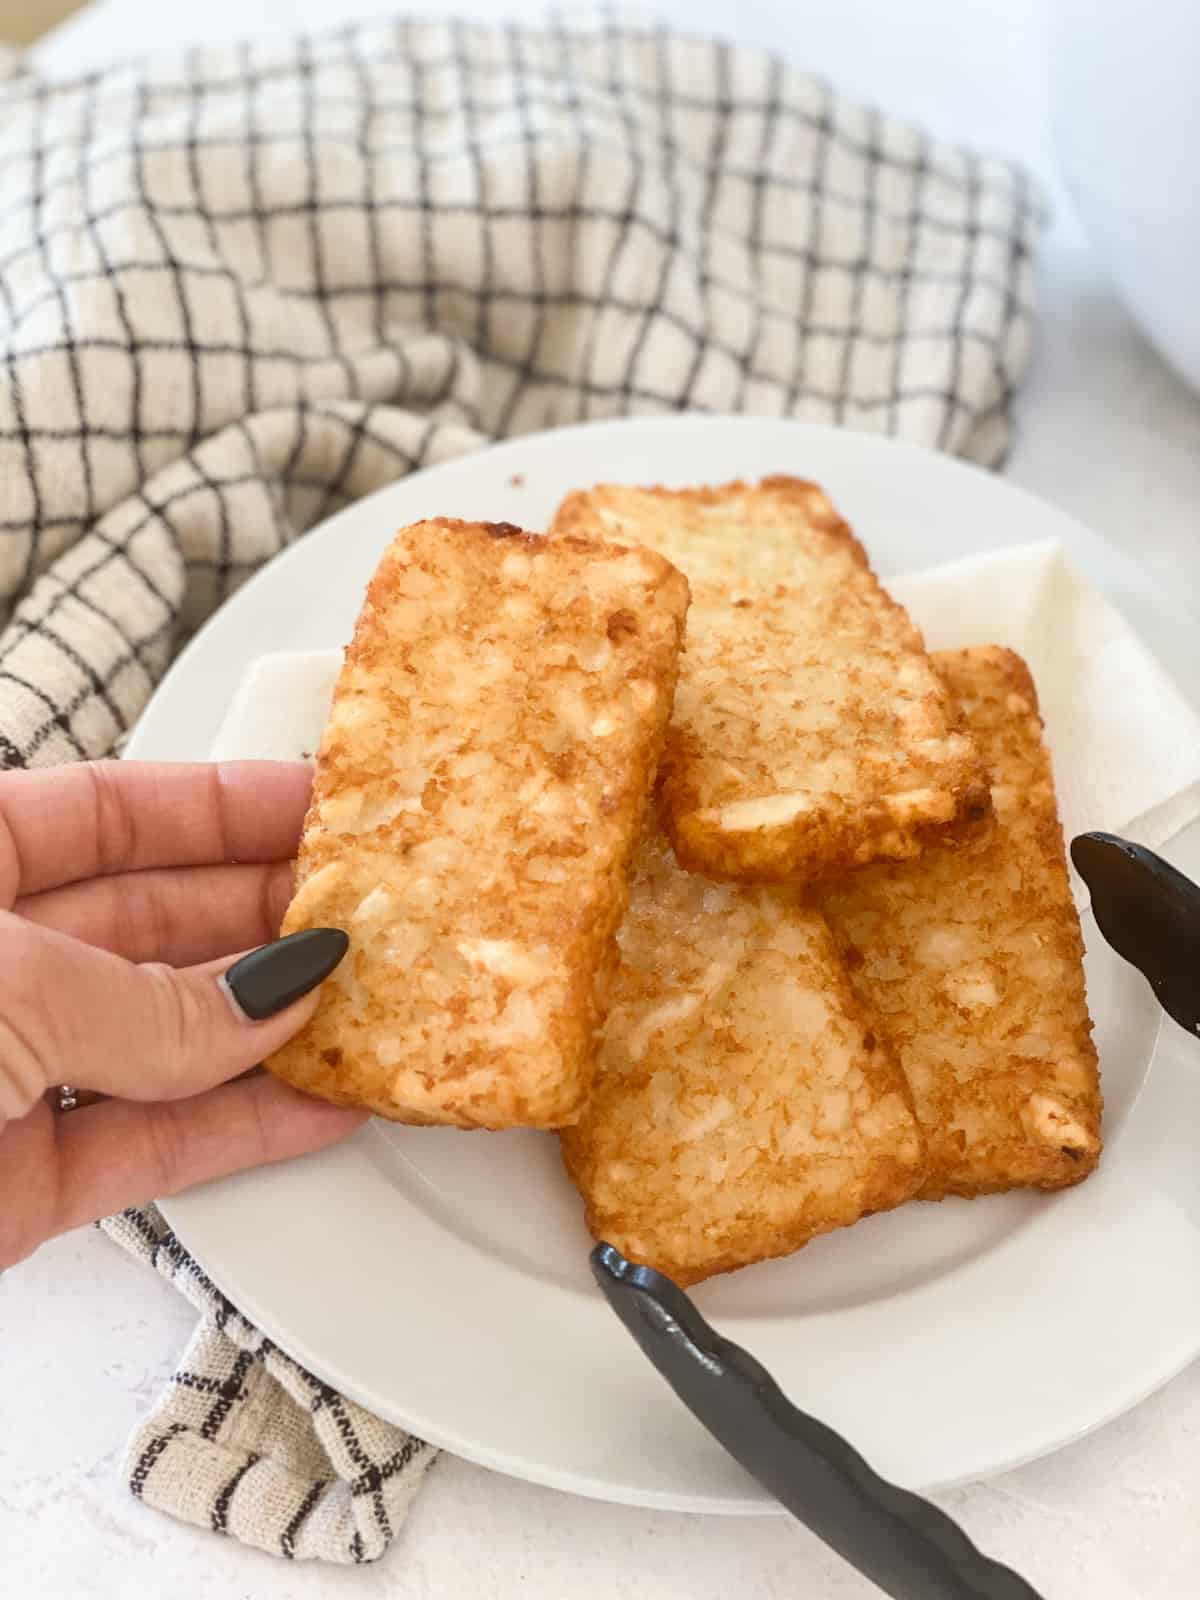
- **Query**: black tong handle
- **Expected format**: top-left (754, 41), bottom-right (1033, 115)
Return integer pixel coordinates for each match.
top-left (592, 1245), bottom-right (1045, 1600)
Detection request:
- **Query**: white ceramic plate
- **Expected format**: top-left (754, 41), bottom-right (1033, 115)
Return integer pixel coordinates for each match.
top-left (129, 417), bottom-right (1200, 1511)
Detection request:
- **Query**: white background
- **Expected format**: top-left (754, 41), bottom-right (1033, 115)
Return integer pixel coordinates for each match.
top-left (3, 2), bottom-right (1199, 1597)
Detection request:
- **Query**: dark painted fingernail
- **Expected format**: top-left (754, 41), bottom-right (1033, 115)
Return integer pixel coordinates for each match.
top-left (221, 928), bottom-right (349, 1022)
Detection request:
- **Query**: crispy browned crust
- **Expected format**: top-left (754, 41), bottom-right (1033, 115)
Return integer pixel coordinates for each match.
top-left (267, 518), bottom-right (689, 1129)
top-left (816, 646), bottom-right (1102, 1198)
top-left (552, 478), bottom-right (991, 885)
top-left (559, 829), bottom-right (926, 1286)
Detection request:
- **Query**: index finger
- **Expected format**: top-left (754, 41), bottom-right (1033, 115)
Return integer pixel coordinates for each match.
top-left (0, 761), bottom-right (314, 901)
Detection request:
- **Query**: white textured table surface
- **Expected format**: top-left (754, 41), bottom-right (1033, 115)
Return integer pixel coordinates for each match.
top-left (4, 2), bottom-right (1200, 1597)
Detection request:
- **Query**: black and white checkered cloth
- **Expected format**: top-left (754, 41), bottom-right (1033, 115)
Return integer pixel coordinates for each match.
top-left (101, 1205), bottom-right (433, 1562)
top-left (4, 6), bottom-right (1043, 1564)
top-left (0, 8), bottom-right (1040, 775)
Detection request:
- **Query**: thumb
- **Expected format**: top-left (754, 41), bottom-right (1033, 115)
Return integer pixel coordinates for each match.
top-left (0, 912), bottom-right (348, 1114)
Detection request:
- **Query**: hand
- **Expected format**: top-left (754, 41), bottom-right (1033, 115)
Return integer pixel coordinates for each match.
top-left (0, 761), bottom-right (366, 1270)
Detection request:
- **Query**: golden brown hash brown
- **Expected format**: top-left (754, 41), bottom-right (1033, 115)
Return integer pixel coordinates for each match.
top-left (816, 646), bottom-right (1101, 1199)
top-left (559, 829), bottom-right (926, 1286)
top-left (552, 477), bottom-right (990, 885)
top-left (267, 518), bottom-right (689, 1129)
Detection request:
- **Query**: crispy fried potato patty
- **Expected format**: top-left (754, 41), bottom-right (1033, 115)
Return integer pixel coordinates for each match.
top-left (560, 829), bottom-right (926, 1285)
top-left (817, 646), bottom-right (1101, 1197)
top-left (267, 517), bottom-right (689, 1128)
top-left (552, 477), bottom-right (990, 884)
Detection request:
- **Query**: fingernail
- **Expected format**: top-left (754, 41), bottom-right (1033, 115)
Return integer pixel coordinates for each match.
top-left (221, 928), bottom-right (349, 1022)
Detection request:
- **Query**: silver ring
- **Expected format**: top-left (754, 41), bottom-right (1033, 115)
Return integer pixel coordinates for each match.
top-left (55, 1084), bottom-right (79, 1114)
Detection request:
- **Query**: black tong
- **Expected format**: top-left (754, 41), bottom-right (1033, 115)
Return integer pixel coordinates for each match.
top-left (1071, 832), bottom-right (1200, 1039)
top-left (593, 1246), bottom-right (1043, 1598)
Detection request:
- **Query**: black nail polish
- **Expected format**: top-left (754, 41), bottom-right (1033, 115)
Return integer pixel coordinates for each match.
top-left (224, 928), bottom-right (349, 1021)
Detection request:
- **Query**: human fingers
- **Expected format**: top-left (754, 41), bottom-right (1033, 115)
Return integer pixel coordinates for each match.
top-left (0, 912), bottom-right (347, 1117)
top-left (16, 860), bottom-right (295, 966)
top-left (0, 761), bottom-right (312, 904)
top-left (0, 1099), bottom-right (56, 1269)
top-left (0, 1079), bottom-right (366, 1267)
top-left (47, 1074), bottom-right (368, 1240)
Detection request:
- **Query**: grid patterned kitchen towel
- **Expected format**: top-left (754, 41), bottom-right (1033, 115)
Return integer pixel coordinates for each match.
top-left (6, 4), bottom-right (1045, 1563)
top-left (102, 1204), bottom-right (435, 1562)
top-left (0, 7), bottom-right (1041, 774)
